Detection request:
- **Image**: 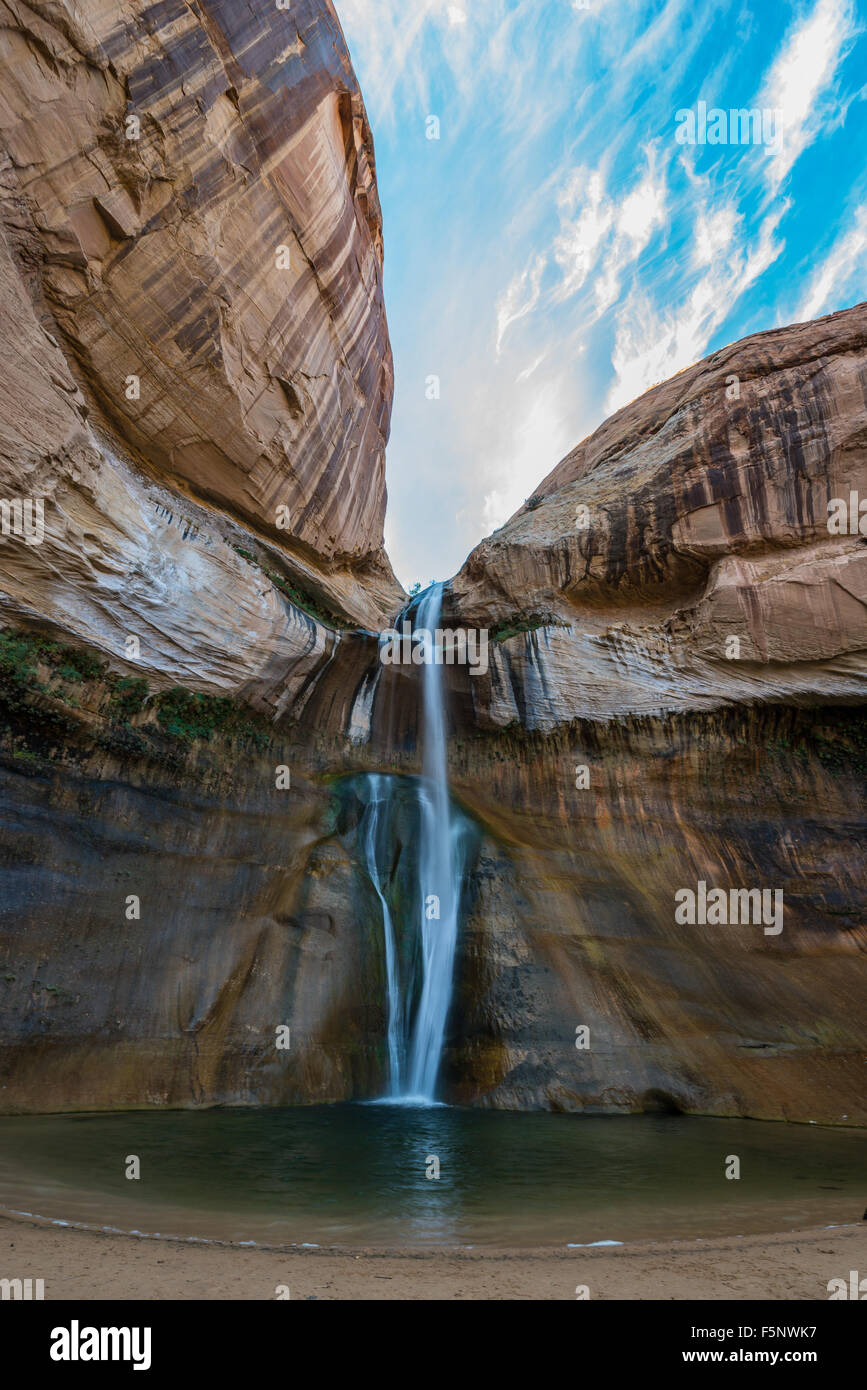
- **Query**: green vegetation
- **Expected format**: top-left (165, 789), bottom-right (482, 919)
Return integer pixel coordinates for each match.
top-left (10, 747), bottom-right (43, 768)
top-left (0, 625), bottom-right (273, 763)
top-left (107, 676), bottom-right (149, 720)
top-left (233, 546), bottom-right (347, 630)
top-left (55, 648), bottom-right (106, 681)
top-left (0, 631), bottom-right (82, 741)
top-left (0, 631), bottom-right (47, 693)
top-left (810, 714), bottom-right (867, 776)
top-left (751, 711), bottom-right (867, 779)
top-left (155, 687), bottom-right (270, 749)
top-left (488, 612), bottom-right (560, 644)
top-left (0, 630), bottom-right (107, 687)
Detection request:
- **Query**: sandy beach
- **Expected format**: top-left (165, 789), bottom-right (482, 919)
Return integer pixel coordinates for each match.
top-left (2, 1213), bottom-right (865, 1301)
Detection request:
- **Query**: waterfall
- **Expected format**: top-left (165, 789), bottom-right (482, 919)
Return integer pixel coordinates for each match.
top-left (406, 582), bottom-right (461, 1100)
top-left (354, 581), bottom-right (467, 1105)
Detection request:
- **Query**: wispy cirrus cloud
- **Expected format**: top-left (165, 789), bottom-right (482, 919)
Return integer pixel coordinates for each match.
top-left (498, 148), bottom-right (668, 354)
top-left (495, 254), bottom-right (546, 356)
top-left (760, 0), bottom-right (859, 193)
top-left (606, 201), bottom-right (787, 415)
top-left (603, 0), bottom-right (860, 415)
top-left (584, 152), bottom-right (668, 316)
top-left (797, 203), bottom-right (867, 320)
top-left (335, 0), bottom-right (471, 124)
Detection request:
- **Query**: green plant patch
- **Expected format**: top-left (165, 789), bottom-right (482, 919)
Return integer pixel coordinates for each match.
top-left (108, 676), bottom-right (150, 721)
top-left (488, 612), bottom-right (560, 644)
top-left (155, 686), bottom-right (270, 749)
top-left (0, 626), bottom-right (273, 760)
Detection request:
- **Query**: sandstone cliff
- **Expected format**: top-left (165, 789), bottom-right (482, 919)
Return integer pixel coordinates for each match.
top-left (2, 302), bottom-right (864, 1125)
top-left (440, 301), bottom-right (867, 1121)
top-left (0, 0), bottom-right (400, 701)
top-left (0, 0), bottom-right (407, 1113)
top-left (450, 304), bottom-right (867, 726)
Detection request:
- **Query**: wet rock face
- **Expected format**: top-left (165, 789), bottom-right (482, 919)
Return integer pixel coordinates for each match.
top-left (443, 708), bottom-right (867, 1122)
top-left (0, 705), bottom-right (394, 1112)
top-left (0, 0), bottom-right (406, 1112)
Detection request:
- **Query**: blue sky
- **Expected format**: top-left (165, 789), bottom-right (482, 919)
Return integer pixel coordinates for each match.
top-left (336, 0), bottom-right (867, 590)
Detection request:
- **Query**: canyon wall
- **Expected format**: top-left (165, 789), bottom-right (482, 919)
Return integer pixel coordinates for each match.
top-left (442, 301), bottom-right (867, 1122)
top-left (0, 0), bottom-right (402, 1110)
top-left (0, 1), bottom-right (864, 1123)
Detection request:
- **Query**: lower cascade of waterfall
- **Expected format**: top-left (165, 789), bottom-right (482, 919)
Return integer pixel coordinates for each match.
top-left (352, 583), bottom-right (472, 1105)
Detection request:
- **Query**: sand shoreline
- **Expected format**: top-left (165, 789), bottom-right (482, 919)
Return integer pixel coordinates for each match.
top-left (2, 1212), bottom-right (865, 1300)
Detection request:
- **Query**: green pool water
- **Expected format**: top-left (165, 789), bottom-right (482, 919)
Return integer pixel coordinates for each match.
top-left (0, 1105), bottom-right (863, 1248)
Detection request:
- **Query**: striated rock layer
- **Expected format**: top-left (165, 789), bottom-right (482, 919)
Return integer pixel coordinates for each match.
top-left (0, 684), bottom-right (414, 1112)
top-left (2, 301), bottom-right (865, 1124)
top-left (0, 0), bottom-right (401, 683)
top-left (445, 705), bottom-right (867, 1122)
top-left (451, 302), bottom-right (867, 728)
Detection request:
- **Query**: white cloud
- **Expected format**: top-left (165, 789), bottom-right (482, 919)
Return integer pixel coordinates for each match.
top-left (550, 152), bottom-right (667, 316)
top-left (598, 0), bottom-right (860, 422)
top-left (605, 204), bottom-right (787, 414)
top-left (617, 169), bottom-right (666, 245)
top-left (495, 255), bottom-right (547, 355)
top-left (492, 152), bottom-right (667, 371)
top-left (597, 156), bottom-right (667, 312)
top-left (693, 203), bottom-right (740, 268)
top-left (335, 0), bottom-right (474, 123)
top-left (797, 203), bottom-right (867, 319)
top-left (337, 0), bottom-right (867, 585)
top-left (760, 0), bottom-right (857, 191)
top-left (516, 351), bottom-right (549, 383)
top-left (553, 169), bottom-right (613, 300)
